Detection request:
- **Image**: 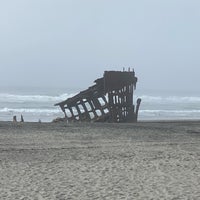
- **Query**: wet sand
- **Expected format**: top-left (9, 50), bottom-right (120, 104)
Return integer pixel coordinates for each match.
top-left (0, 121), bottom-right (200, 199)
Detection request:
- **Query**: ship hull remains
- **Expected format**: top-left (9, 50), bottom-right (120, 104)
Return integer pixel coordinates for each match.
top-left (55, 70), bottom-right (141, 123)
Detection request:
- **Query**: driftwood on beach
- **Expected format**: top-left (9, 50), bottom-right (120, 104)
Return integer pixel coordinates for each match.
top-left (55, 69), bottom-right (141, 123)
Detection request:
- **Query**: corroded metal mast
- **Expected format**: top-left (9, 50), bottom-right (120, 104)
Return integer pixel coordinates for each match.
top-left (55, 69), bottom-right (141, 122)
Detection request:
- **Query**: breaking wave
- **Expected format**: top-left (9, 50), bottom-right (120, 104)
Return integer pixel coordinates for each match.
top-left (0, 93), bottom-right (76, 103)
top-left (0, 107), bottom-right (61, 113)
top-left (139, 95), bottom-right (200, 103)
top-left (1, 92), bottom-right (200, 104)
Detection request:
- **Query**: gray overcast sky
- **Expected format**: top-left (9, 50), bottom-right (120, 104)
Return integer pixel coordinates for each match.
top-left (0, 0), bottom-right (200, 91)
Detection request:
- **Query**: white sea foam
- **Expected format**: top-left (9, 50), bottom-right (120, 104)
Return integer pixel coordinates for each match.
top-left (139, 95), bottom-right (200, 103)
top-left (0, 93), bottom-right (76, 103)
top-left (0, 107), bottom-right (61, 113)
top-left (141, 109), bottom-right (200, 114)
top-left (1, 92), bottom-right (200, 104)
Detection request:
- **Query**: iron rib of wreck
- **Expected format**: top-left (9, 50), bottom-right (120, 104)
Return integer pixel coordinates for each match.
top-left (55, 70), bottom-right (141, 123)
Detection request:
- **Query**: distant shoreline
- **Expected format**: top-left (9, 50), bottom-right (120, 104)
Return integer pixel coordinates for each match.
top-left (1, 119), bottom-right (200, 126)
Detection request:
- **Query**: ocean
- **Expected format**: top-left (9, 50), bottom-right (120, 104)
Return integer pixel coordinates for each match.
top-left (0, 86), bottom-right (200, 122)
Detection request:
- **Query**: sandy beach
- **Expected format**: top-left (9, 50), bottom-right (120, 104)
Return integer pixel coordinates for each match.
top-left (0, 121), bottom-right (200, 199)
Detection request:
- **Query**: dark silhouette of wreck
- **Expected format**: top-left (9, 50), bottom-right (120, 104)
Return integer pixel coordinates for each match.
top-left (55, 69), bottom-right (141, 123)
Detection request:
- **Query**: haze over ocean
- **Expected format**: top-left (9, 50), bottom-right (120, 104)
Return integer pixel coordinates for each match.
top-left (0, 86), bottom-right (200, 122)
top-left (1, 1), bottom-right (200, 92)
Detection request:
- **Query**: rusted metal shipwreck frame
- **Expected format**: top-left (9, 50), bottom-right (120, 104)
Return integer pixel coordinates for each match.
top-left (55, 70), bottom-right (141, 123)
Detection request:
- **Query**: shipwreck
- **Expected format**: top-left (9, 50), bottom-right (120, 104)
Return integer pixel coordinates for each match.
top-left (55, 69), bottom-right (141, 123)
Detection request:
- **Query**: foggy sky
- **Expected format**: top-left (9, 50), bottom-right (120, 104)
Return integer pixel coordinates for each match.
top-left (0, 0), bottom-right (200, 91)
